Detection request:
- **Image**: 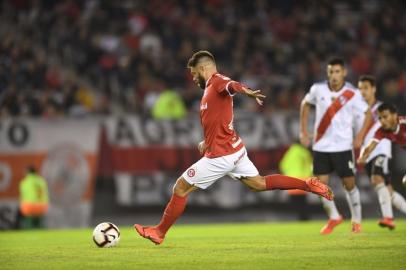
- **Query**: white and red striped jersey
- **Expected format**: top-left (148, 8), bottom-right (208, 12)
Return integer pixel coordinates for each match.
top-left (304, 81), bottom-right (368, 152)
top-left (362, 101), bottom-right (392, 163)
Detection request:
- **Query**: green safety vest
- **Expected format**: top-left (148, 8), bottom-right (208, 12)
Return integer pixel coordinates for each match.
top-left (19, 173), bottom-right (49, 204)
top-left (152, 90), bottom-right (187, 120)
top-left (279, 143), bottom-right (313, 178)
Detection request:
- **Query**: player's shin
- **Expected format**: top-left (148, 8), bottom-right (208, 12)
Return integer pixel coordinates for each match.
top-left (321, 197), bottom-right (341, 219)
top-left (344, 187), bottom-right (362, 223)
top-left (391, 191), bottom-right (406, 214)
top-left (155, 194), bottom-right (188, 236)
top-left (374, 183), bottom-right (393, 218)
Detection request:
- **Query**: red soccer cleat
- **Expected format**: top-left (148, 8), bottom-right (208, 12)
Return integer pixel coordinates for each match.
top-left (306, 177), bottom-right (334, 201)
top-left (134, 224), bottom-right (164, 245)
top-left (378, 218), bottom-right (395, 230)
top-left (320, 215), bottom-right (343, 235)
top-left (351, 222), bottom-right (362, 233)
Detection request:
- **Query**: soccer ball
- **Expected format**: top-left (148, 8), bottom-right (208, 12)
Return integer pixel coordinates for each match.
top-left (92, 222), bottom-right (120, 248)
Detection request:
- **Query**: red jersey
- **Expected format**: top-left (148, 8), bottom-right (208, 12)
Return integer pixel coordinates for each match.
top-left (373, 116), bottom-right (406, 149)
top-left (200, 73), bottom-right (245, 158)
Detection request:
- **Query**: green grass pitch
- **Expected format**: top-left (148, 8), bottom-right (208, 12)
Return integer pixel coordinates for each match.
top-left (1, 220), bottom-right (406, 270)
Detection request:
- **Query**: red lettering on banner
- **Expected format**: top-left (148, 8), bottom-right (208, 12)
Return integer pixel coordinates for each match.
top-left (315, 90), bottom-right (355, 142)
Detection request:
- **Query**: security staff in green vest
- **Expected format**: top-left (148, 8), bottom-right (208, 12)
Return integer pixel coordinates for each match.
top-left (152, 89), bottom-right (187, 120)
top-left (279, 143), bottom-right (313, 220)
top-left (19, 166), bottom-right (49, 229)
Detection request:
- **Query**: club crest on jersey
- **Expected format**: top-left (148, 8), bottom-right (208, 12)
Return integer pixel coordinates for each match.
top-left (331, 95), bottom-right (348, 105)
top-left (200, 102), bottom-right (208, 110)
top-left (187, 168), bottom-right (196, 177)
top-left (338, 95), bottom-right (347, 105)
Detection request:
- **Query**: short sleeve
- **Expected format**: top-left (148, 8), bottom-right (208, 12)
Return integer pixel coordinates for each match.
top-left (213, 74), bottom-right (247, 95)
top-left (212, 74), bottom-right (231, 93)
top-left (303, 85), bottom-right (317, 105)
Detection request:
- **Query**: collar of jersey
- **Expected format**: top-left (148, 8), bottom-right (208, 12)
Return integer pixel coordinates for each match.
top-left (205, 72), bottom-right (218, 88)
top-left (328, 81), bottom-right (347, 93)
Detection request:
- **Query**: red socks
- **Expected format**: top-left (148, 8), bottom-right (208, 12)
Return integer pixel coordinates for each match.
top-left (156, 194), bottom-right (188, 235)
top-left (265, 174), bottom-right (308, 191)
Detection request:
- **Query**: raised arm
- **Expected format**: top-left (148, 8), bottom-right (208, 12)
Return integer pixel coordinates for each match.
top-left (224, 80), bottom-right (266, 105)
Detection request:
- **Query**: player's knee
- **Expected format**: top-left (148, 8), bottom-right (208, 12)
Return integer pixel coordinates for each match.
top-left (173, 177), bottom-right (193, 197)
top-left (173, 184), bottom-right (187, 197)
top-left (247, 176), bottom-right (266, 192)
top-left (341, 176), bottom-right (356, 190)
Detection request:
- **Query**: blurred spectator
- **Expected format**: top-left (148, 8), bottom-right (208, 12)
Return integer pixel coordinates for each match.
top-left (19, 165), bottom-right (49, 229)
top-left (0, 0), bottom-right (405, 117)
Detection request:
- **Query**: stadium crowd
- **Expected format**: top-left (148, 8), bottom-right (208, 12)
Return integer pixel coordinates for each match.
top-left (0, 0), bottom-right (405, 118)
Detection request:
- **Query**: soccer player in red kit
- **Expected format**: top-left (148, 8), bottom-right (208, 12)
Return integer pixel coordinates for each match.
top-left (358, 103), bottom-right (406, 163)
top-left (134, 50), bottom-right (334, 245)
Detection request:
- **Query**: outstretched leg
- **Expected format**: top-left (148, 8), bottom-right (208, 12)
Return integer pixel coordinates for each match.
top-left (240, 174), bottom-right (334, 200)
top-left (134, 177), bottom-right (197, 245)
top-left (241, 174), bottom-right (342, 234)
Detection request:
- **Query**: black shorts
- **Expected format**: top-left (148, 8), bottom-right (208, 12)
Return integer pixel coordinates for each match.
top-left (365, 155), bottom-right (392, 185)
top-left (313, 150), bottom-right (355, 178)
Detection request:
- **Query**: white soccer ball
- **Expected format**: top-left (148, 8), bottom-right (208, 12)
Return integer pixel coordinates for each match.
top-left (402, 174), bottom-right (406, 187)
top-left (93, 222), bottom-right (120, 248)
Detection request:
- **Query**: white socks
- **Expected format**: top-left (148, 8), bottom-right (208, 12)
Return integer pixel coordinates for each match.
top-left (392, 191), bottom-right (406, 214)
top-left (374, 183), bottom-right (393, 218)
top-left (345, 187), bottom-right (362, 223)
top-left (321, 197), bottom-right (341, 220)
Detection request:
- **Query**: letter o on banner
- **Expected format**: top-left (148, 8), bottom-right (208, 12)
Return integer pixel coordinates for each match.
top-left (8, 122), bottom-right (29, 147)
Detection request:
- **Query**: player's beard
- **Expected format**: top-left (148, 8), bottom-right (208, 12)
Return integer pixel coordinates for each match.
top-left (197, 74), bottom-right (206, 89)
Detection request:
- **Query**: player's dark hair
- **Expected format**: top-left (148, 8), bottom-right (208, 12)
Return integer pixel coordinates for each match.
top-left (358, 75), bottom-right (376, 87)
top-left (187, 51), bottom-right (215, 68)
top-left (327, 57), bottom-right (345, 67)
top-left (378, 102), bottom-right (397, 113)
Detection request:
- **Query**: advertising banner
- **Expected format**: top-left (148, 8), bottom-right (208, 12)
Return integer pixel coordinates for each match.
top-left (103, 112), bottom-right (317, 208)
top-left (0, 118), bottom-right (99, 229)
